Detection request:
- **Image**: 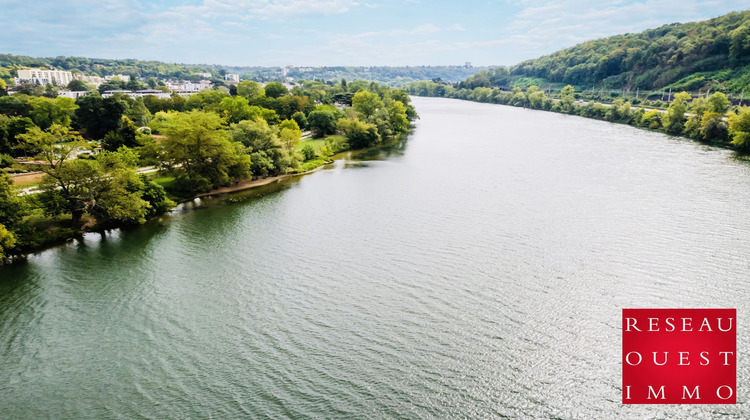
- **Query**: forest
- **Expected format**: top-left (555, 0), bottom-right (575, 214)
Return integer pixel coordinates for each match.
top-left (455, 10), bottom-right (750, 94)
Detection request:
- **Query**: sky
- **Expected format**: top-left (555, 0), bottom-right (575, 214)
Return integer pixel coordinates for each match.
top-left (0, 0), bottom-right (747, 67)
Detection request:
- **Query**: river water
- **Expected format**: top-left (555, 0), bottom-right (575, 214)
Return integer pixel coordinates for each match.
top-left (1, 97), bottom-right (750, 418)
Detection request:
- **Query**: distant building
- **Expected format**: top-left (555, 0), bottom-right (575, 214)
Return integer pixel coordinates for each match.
top-left (16, 68), bottom-right (74, 86)
top-left (197, 72), bottom-right (212, 78)
top-left (225, 73), bottom-right (240, 83)
top-left (58, 90), bottom-right (90, 99)
top-left (105, 74), bottom-right (131, 82)
top-left (166, 80), bottom-right (212, 92)
top-left (76, 75), bottom-right (106, 85)
top-left (464, 62), bottom-right (472, 68)
top-left (102, 89), bottom-right (171, 99)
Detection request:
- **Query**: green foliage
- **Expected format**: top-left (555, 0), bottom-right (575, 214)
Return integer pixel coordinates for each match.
top-left (127, 98), bottom-right (152, 127)
top-left (264, 82), bottom-right (288, 98)
top-left (102, 116), bottom-right (139, 151)
top-left (560, 85), bottom-right (575, 112)
top-left (307, 110), bottom-right (338, 138)
top-left (0, 171), bottom-right (24, 229)
top-left (300, 143), bottom-right (316, 161)
top-left (67, 79), bottom-right (89, 91)
top-left (216, 96), bottom-right (262, 123)
top-left (338, 118), bottom-right (379, 148)
top-left (74, 92), bottom-right (127, 139)
top-left (237, 80), bottom-right (265, 99)
top-left (507, 11), bottom-right (750, 91)
top-left (662, 91), bottom-right (691, 134)
top-left (291, 111), bottom-right (307, 130)
top-left (706, 92), bottom-right (730, 114)
top-left (162, 110), bottom-right (251, 192)
top-left (0, 223), bottom-right (15, 259)
top-left (729, 107), bottom-right (750, 151)
top-left (352, 90), bottom-right (383, 118)
top-left (229, 118), bottom-right (299, 176)
top-left (29, 97), bottom-right (77, 129)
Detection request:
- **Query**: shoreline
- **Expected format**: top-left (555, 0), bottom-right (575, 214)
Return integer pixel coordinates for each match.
top-left (194, 163), bottom-right (330, 199)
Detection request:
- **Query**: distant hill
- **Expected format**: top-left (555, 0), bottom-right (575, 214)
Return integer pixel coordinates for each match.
top-left (461, 10), bottom-right (750, 93)
top-left (0, 54), bottom-right (484, 88)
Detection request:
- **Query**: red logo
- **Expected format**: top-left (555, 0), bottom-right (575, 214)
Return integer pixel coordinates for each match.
top-left (622, 308), bottom-right (736, 404)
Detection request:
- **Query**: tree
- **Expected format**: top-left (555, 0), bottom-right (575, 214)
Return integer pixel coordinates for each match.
top-left (307, 110), bottom-right (338, 137)
top-left (35, 149), bottom-right (153, 225)
top-left (560, 85), bottom-right (575, 112)
top-left (216, 96), bottom-right (262, 123)
top-left (127, 97), bottom-right (152, 127)
top-left (279, 119), bottom-right (302, 150)
top-left (729, 106), bottom-right (750, 151)
top-left (161, 110), bottom-right (251, 192)
top-left (74, 93), bottom-right (127, 139)
top-left (662, 92), bottom-right (691, 134)
top-left (230, 119), bottom-right (295, 176)
top-left (102, 116), bottom-right (139, 151)
top-left (291, 111), bottom-right (308, 130)
top-left (29, 97), bottom-right (78, 129)
top-left (264, 82), bottom-right (288, 98)
top-left (0, 171), bottom-right (24, 231)
top-left (237, 80), bottom-right (265, 99)
top-left (0, 223), bottom-right (15, 260)
top-left (706, 92), bottom-right (730, 114)
top-left (17, 125), bottom-right (87, 222)
top-left (352, 90), bottom-right (383, 118)
top-left (338, 118), bottom-right (379, 148)
top-left (700, 112), bottom-right (729, 142)
top-left (387, 101), bottom-right (409, 133)
top-left (67, 79), bottom-right (89, 91)
top-left (6, 117), bottom-right (35, 157)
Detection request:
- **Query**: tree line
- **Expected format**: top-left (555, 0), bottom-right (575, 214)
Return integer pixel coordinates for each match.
top-left (0, 79), bottom-right (417, 259)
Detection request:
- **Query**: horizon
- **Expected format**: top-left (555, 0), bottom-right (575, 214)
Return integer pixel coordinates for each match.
top-left (0, 1), bottom-right (747, 68)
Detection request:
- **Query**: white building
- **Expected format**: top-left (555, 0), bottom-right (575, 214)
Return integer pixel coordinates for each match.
top-left (102, 89), bottom-right (171, 99)
top-left (225, 73), bottom-right (240, 83)
top-left (76, 75), bottom-right (106, 85)
top-left (58, 90), bottom-right (90, 99)
top-left (166, 80), bottom-right (212, 92)
top-left (104, 74), bottom-right (131, 82)
top-left (16, 68), bottom-right (74, 86)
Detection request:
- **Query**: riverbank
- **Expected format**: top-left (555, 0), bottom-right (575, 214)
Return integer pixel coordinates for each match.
top-left (406, 90), bottom-right (746, 153)
top-left (3, 138), bottom-right (357, 261)
top-left (195, 163), bottom-right (330, 199)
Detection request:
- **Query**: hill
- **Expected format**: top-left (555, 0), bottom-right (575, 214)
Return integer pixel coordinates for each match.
top-left (460, 10), bottom-right (750, 93)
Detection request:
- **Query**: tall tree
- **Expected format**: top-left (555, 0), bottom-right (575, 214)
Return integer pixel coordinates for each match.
top-left (729, 106), bottom-right (750, 151)
top-left (662, 92), bottom-right (691, 134)
top-left (74, 93), bottom-right (127, 139)
top-left (264, 82), bottom-right (288, 99)
top-left (161, 110), bottom-right (251, 192)
top-left (352, 90), bottom-right (383, 119)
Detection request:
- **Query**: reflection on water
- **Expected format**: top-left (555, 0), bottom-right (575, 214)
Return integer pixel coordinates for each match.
top-left (1, 97), bottom-right (749, 419)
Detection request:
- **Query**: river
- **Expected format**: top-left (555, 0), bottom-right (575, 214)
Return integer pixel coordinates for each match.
top-left (1, 97), bottom-right (749, 418)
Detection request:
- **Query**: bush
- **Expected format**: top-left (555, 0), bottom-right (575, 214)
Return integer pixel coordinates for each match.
top-left (300, 143), bottom-right (316, 161)
top-left (0, 153), bottom-right (14, 168)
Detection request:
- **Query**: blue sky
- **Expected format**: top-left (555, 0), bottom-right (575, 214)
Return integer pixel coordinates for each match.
top-left (0, 0), bottom-right (747, 67)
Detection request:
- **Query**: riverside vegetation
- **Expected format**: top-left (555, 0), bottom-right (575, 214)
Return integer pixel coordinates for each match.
top-left (0, 79), bottom-right (417, 260)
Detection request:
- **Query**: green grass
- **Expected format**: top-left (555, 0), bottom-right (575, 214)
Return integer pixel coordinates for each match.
top-left (297, 158), bottom-right (329, 172)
